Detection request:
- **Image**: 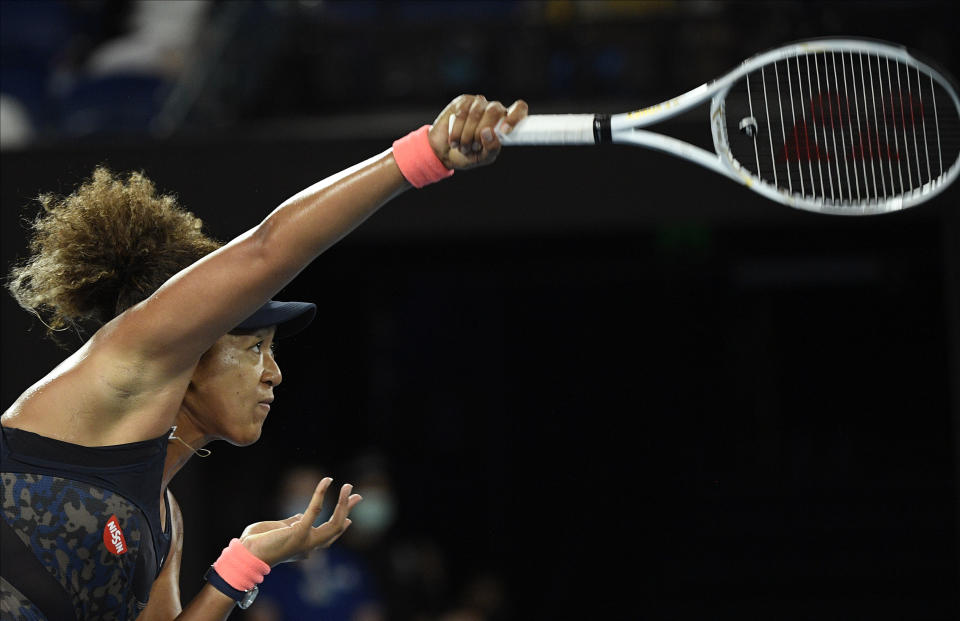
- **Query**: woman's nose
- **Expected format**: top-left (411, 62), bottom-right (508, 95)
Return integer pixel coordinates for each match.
top-left (263, 355), bottom-right (282, 387)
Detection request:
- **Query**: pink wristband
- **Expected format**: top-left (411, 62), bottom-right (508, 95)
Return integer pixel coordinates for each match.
top-left (392, 125), bottom-right (454, 188)
top-left (212, 539), bottom-right (271, 591)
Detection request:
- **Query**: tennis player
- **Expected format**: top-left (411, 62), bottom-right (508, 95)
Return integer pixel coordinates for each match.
top-left (0, 94), bottom-right (528, 620)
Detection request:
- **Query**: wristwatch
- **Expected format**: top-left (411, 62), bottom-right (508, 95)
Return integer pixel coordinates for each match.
top-left (204, 566), bottom-right (259, 609)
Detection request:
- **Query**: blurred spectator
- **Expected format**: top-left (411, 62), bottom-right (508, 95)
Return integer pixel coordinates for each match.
top-left (58, 0), bottom-right (211, 137)
top-left (338, 452), bottom-right (513, 621)
top-left (436, 572), bottom-right (510, 621)
top-left (338, 452), bottom-right (397, 552)
top-left (458, 572), bottom-right (509, 621)
top-left (0, 0), bottom-right (211, 145)
top-left (343, 452), bottom-right (451, 621)
top-left (0, 94), bottom-right (34, 148)
top-left (245, 452), bottom-right (479, 620)
top-left (437, 609), bottom-right (484, 621)
top-left (0, 0), bottom-right (76, 146)
top-left (383, 537), bottom-right (449, 620)
top-left (82, 0), bottom-right (208, 80)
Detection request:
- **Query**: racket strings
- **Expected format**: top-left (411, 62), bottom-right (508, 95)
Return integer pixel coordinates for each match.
top-left (727, 50), bottom-right (960, 207)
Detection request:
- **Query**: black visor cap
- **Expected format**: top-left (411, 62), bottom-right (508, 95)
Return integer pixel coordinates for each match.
top-left (233, 300), bottom-right (317, 339)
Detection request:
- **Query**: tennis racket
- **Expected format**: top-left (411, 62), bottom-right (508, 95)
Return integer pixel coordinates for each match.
top-left (499, 39), bottom-right (960, 215)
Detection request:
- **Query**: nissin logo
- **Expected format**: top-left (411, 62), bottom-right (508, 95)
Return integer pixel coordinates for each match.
top-left (103, 515), bottom-right (127, 555)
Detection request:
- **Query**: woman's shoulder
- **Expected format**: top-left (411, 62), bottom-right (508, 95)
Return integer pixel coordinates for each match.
top-left (3, 335), bottom-right (192, 445)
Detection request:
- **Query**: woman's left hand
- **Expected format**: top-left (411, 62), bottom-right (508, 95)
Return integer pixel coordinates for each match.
top-left (238, 477), bottom-right (361, 566)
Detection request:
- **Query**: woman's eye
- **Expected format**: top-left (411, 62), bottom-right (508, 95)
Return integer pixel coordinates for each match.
top-left (251, 341), bottom-right (277, 358)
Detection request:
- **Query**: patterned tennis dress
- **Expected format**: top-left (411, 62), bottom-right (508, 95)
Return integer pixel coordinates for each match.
top-left (1, 426), bottom-right (171, 620)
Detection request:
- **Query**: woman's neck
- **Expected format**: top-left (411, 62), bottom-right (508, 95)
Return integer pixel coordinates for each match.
top-left (163, 411), bottom-right (212, 490)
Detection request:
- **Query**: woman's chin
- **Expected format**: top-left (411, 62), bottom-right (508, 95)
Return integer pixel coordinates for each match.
top-left (227, 424), bottom-right (264, 447)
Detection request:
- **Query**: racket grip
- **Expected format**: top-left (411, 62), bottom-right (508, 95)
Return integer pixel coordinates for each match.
top-left (499, 114), bottom-right (600, 146)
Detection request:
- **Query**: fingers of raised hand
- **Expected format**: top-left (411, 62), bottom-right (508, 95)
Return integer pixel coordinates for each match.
top-left (312, 483), bottom-right (362, 548)
top-left (498, 99), bottom-right (529, 138)
top-left (328, 483), bottom-right (353, 526)
top-left (460, 98), bottom-right (509, 156)
top-left (430, 94), bottom-right (524, 169)
top-left (445, 95), bottom-right (513, 167)
top-left (458, 95), bottom-right (489, 155)
top-left (446, 95), bottom-right (483, 154)
top-left (298, 477), bottom-right (332, 526)
top-left (477, 100), bottom-right (507, 153)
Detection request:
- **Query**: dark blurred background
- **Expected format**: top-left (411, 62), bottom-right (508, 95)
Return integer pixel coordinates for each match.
top-left (2, 1), bottom-right (959, 619)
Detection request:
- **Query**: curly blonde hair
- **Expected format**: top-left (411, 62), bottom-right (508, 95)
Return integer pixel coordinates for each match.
top-left (7, 167), bottom-right (221, 341)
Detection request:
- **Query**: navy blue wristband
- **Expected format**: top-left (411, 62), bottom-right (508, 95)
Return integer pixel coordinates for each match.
top-left (204, 566), bottom-right (245, 602)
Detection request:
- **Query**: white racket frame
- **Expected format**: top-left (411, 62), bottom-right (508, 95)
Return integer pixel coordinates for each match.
top-left (500, 39), bottom-right (960, 215)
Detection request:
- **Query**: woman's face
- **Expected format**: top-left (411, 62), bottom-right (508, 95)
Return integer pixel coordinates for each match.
top-left (183, 326), bottom-right (282, 446)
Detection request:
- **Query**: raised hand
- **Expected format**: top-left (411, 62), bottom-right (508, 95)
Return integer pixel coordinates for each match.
top-left (428, 94), bottom-right (528, 170)
top-left (238, 478), bottom-right (362, 566)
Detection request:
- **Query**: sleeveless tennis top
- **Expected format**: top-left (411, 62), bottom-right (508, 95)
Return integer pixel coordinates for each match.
top-left (0, 425), bottom-right (172, 620)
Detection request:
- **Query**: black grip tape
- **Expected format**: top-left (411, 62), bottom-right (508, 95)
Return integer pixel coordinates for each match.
top-left (593, 114), bottom-right (612, 145)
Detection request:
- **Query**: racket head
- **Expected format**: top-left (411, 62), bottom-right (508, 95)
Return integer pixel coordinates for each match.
top-left (712, 39), bottom-right (960, 215)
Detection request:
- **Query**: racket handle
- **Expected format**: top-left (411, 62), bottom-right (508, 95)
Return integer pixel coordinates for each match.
top-left (499, 114), bottom-right (608, 146)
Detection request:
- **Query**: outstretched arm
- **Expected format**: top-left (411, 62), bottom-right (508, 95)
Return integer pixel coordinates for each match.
top-left (81, 95), bottom-right (526, 438)
top-left (135, 96), bottom-right (527, 366)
